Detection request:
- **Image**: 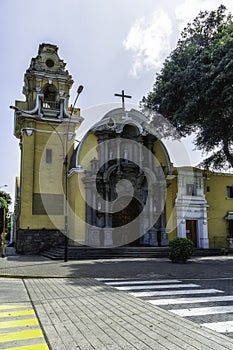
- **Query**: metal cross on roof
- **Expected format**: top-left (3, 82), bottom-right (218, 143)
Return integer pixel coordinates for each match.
top-left (114, 90), bottom-right (132, 110)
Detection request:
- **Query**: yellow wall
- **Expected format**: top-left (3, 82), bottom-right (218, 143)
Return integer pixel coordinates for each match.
top-left (68, 172), bottom-right (86, 245)
top-left (154, 141), bottom-right (178, 239)
top-left (154, 140), bottom-right (169, 173)
top-left (20, 128), bottom-right (35, 228)
top-left (68, 132), bottom-right (98, 244)
top-left (205, 173), bottom-right (233, 248)
top-left (19, 120), bottom-right (77, 231)
top-left (166, 176), bottom-right (178, 240)
top-left (79, 132), bottom-right (98, 167)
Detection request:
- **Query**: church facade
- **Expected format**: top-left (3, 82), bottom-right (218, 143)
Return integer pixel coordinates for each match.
top-left (12, 44), bottom-right (233, 253)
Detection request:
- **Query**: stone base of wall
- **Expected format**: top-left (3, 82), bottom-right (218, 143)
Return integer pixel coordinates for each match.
top-left (16, 229), bottom-right (66, 254)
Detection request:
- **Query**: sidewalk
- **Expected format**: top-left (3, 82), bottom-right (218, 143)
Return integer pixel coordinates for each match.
top-left (1, 248), bottom-right (233, 349)
top-left (25, 277), bottom-right (233, 350)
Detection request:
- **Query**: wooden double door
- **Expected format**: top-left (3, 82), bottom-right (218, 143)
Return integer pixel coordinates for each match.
top-left (112, 197), bottom-right (141, 246)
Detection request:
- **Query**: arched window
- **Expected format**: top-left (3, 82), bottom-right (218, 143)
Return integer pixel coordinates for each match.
top-left (42, 84), bottom-right (59, 109)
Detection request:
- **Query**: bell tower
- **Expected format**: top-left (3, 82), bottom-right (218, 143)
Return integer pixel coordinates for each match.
top-left (13, 43), bottom-right (83, 253)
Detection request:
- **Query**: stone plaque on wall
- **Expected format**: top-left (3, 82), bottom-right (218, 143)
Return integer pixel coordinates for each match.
top-left (32, 193), bottom-right (64, 215)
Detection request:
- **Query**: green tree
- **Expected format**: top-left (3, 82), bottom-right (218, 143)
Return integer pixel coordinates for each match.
top-left (0, 191), bottom-right (12, 234)
top-left (142, 5), bottom-right (233, 170)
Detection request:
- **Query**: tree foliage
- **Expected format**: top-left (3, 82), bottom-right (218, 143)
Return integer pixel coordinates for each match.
top-left (0, 191), bottom-right (11, 208)
top-left (0, 197), bottom-right (7, 209)
top-left (142, 5), bottom-right (233, 170)
top-left (0, 191), bottom-right (12, 234)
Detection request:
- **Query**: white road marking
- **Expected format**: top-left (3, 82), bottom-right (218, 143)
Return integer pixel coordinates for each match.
top-left (96, 278), bottom-right (129, 281)
top-left (99, 278), bottom-right (233, 337)
top-left (114, 283), bottom-right (199, 291)
top-left (148, 295), bottom-right (233, 305)
top-left (202, 321), bottom-right (233, 333)
top-left (171, 305), bottom-right (233, 317)
top-left (129, 289), bottom-right (224, 297)
top-left (104, 280), bottom-right (181, 286)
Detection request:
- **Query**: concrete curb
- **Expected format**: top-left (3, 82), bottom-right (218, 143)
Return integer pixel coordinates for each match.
top-left (0, 274), bottom-right (82, 279)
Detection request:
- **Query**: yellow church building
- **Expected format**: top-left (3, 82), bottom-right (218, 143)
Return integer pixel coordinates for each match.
top-left (12, 44), bottom-right (233, 254)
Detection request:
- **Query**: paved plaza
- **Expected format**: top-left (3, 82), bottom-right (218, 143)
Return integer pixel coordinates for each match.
top-left (0, 248), bottom-right (233, 349)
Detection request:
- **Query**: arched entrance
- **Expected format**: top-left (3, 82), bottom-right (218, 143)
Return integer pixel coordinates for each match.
top-left (112, 196), bottom-right (142, 246)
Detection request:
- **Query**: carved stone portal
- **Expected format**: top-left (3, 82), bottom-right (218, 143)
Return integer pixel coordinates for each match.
top-left (82, 117), bottom-right (168, 248)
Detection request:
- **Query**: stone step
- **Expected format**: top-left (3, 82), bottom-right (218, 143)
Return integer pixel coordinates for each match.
top-left (41, 246), bottom-right (227, 260)
top-left (41, 247), bottom-right (169, 260)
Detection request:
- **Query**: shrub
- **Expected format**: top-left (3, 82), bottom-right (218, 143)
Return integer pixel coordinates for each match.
top-left (169, 237), bottom-right (194, 263)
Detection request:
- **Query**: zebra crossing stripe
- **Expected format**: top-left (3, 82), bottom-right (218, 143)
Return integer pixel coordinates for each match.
top-left (1, 344), bottom-right (49, 350)
top-left (148, 295), bottom-right (233, 305)
top-left (129, 289), bottom-right (224, 297)
top-left (0, 318), bottom-right (38, 329)
top-left (0, 310), bottom-right (35, 318)
top-left (0, 305), bottom-right (49, 349)
top-left (0, 306), bottom-right (27, 310)
top-left (170, 305), bottom-right (233, 317)
top-left (104, 279), bottom-right (182, 286)
top-left (202, 321), bottom-right (233, 333)
top-left (114, 283), bottom-right (200, 291)
top-left (100, 278), bottom-right (233, 336)
top-left (0, 329), bottom-right (44, 343)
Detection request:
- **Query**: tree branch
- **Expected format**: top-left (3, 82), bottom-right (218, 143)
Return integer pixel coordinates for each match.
top-left (223, 141), bottom-right (233, 168)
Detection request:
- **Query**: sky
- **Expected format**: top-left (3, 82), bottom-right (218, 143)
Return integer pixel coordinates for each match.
top-left (1, 0), bottom-right (233, 206)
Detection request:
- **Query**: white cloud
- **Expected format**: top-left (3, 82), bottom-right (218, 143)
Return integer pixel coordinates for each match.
top-left (175, 0), bottom-right (233, 30)
top-left (123, 10), bottom-right (173, 77)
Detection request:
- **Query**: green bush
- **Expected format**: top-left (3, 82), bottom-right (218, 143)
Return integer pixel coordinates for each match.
top-left (169, 237), bottom-right (194, 263)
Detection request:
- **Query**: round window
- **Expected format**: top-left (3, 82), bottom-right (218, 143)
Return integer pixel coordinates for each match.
top-left (45, 59), bottom-right (54, 68)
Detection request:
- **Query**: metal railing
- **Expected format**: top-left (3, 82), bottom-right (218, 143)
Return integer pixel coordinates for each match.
top-left (42, 100), bottom-right (60, 110)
